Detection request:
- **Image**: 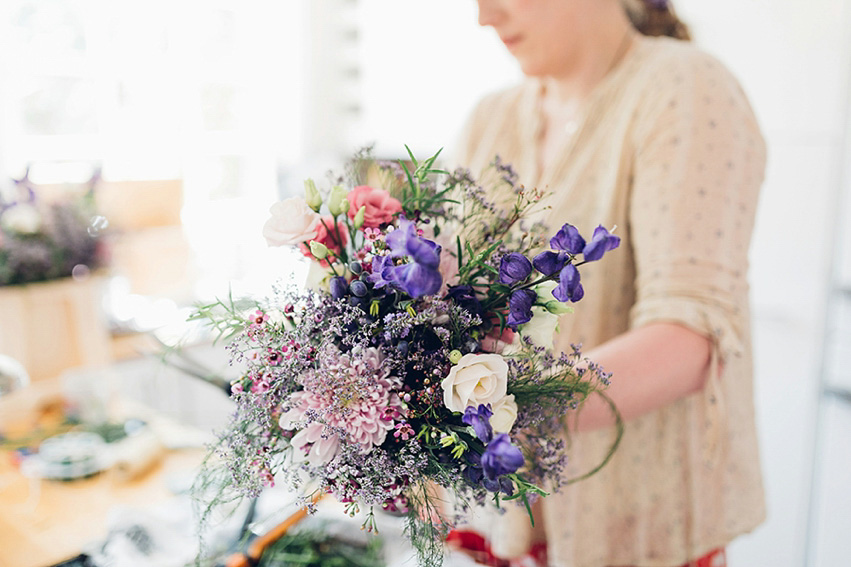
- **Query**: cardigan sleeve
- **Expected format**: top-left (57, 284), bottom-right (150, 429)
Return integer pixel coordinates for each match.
top-left (627, 50), bottom-right (766, 361)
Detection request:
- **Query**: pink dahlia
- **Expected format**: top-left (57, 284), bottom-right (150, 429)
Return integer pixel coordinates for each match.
top-left (279, 347), bottom-right (405, 466)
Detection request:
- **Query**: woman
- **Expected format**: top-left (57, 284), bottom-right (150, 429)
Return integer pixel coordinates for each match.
top-left (451, 1), bottom-right (766, 566)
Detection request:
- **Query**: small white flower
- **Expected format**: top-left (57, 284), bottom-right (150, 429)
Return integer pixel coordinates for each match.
top-left (1, 204), bottom-right (42, 234)
top-left (519, 306), bottom-right (560, 350)
top-left (490, 394), bottom-right (518, 433)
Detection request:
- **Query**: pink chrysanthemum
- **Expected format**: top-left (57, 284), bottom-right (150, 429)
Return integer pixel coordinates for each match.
top-left (279, 347), bottom-right (405, 466)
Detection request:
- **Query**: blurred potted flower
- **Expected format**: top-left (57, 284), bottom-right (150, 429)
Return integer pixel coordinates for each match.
top-left (0, 168), bottom-right (113, 382)
top-left (0, 169), bottom-right (108, 286)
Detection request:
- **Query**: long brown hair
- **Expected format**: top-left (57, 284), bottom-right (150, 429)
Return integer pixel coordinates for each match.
top-left (624, 0), bottom-right (691, 41)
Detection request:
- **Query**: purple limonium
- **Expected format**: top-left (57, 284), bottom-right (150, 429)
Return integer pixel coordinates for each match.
top-left (481, 433), bottom-right (524, 480)
top-left (498, 253), bottom-right (533, 285)
top-left (507, 288), bottom-right (537, 328)
top-left (582, 225), bottom-right (621, 262)
top-left (553, 263), bottom-right (584, 303)
top-left (462, 404), bottom-right (494, 443)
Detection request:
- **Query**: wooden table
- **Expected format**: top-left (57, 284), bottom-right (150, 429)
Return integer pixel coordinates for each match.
top-left (0, 381), bottom-right (208, 567)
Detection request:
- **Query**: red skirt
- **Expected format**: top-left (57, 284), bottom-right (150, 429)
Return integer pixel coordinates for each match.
top-left (446, 529), bottom-right (726, 567)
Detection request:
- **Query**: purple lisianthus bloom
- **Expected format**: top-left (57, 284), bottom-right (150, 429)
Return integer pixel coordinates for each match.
top-left (462, 404), bottom-right (493, 443)
top-left (383, 217), bottom-right (443, 297)
top-left (550, 223), bottom-right (586, 254)
top-left (507, 288), bottom-right (537, 329)
top-left (392, 262), bottom-right (443, 298)
top-left (386, 217), bottom-right (440, 268)
top-left (481, 433), bottom-right (524, 481)
top-left (465, 452), bottom-right (484, 485)
top-left (368, 255), bottom-right (396, 289)
top-left (582, 225), bottom-right (621, 262)
top-left (532, 250), bottom-right (569, 276)
top-left (445, 285), bottom-right (483, 317)
top-left (553, 263), bottom-right (584, 303)
top-left (498, 253), bottom-right (533, 285)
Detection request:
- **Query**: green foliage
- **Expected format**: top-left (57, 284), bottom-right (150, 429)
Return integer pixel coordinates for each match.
top-left (257, 524), bottom-right (384, 567)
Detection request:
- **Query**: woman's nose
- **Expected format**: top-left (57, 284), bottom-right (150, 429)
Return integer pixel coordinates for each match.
top-left (476, 0), bottom-right (502, 27)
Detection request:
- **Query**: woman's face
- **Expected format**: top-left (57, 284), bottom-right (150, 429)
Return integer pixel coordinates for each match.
top-left (476, 0), bottom-right (587, 77)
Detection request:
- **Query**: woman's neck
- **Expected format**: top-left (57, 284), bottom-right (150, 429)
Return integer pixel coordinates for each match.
top-left (544, 16), bottom-right (636, 104)
top-left (536, 17), bottom-right (637, 177)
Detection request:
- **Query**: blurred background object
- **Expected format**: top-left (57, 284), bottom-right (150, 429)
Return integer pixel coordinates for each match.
top-left (0, 353), bottom-right (30, 396)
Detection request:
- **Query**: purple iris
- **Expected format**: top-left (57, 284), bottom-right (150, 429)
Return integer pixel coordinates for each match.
top-left (532, 223), bottom-right (586, 277)
top-left (532, 250), bottom-right (568, 276)
top-left (550, 223), bottom-right (586, 255)
top-left (382, 217), bottom-right (443, 298)
top-left (553, 263), bottom-right (584, 303)
top-left (368, 255), bottom-right (396, 289)
top-left (445, 285), bottom-right (483, 317)
top-left (385, 218), bottom-right (440, 268)
top-left (481, 434), bottom-right (524, 481)
top-left (582, 225), bottom-right (621, 262)
top-left (462, 404), bottom-right (493, 443)
top-left (464, 453), bottom-right (484, 485)
top-left (498, 253), bottom-right (533, 285)
top-left (392, 262), bottom-right (443, 298)
top-left (507, 288), bottom-right (537, 328)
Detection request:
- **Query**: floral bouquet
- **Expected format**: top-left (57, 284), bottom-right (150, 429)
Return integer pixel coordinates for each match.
top-left (0, 171), bottom-right (107, 286)
top-left (193, 149), bottom-right (622, 566)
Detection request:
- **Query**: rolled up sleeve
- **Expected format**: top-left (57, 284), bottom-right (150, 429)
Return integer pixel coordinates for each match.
top-left (627, 51), bottom-right (766, 361)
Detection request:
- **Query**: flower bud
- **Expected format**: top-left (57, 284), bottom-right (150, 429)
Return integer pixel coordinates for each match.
top-left (353, 205), bottom-right (366, 229)
top-left (309, 240), bottom-right (329, 259)
top-left (304, 178), bottom-right (322, 212)
top-left (449, 349), bottom-right (463, 364)
top-left (350, 280), bottom-right (368, 297)
top-left (328, 185), bottom-right (348, 217)
top-left (330, 276), bottom-right (348, 299)
top-left (544, 300), bottom-right (574, 315)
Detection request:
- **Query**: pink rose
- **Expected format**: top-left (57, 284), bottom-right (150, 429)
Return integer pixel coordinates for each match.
top-left (262, 197), bottom-right (321, 247)
top-left (346, 185), bottom-right (402, 228)
top-left (299, 216), bottom-right (348, 266)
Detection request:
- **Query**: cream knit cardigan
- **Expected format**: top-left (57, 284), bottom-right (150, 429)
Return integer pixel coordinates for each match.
top-left (453, 35), bottom-right (766, 567)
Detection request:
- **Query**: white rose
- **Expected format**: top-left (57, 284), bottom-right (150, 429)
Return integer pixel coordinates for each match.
top-left (490, 394), bottom-right (518, 433)
top-left (441, 353), bottom-right (508, 413)
top-left (1, 204), bottom-right (42, 234)
top-left (262, 197), bottom-right (321, 247)
top-left (518, 306), bottom-right (560, 350)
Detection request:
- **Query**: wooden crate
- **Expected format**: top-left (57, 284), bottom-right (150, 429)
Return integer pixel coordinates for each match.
top-left (0, 276), bottom-right (111, 382)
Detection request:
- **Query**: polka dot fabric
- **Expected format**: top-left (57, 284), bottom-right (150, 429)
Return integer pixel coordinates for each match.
top-left (454, 36), bottom-right (766, 567)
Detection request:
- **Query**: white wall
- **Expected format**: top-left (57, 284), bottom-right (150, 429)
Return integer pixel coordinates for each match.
top-left (674, 2), bottom-right (851, 565)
